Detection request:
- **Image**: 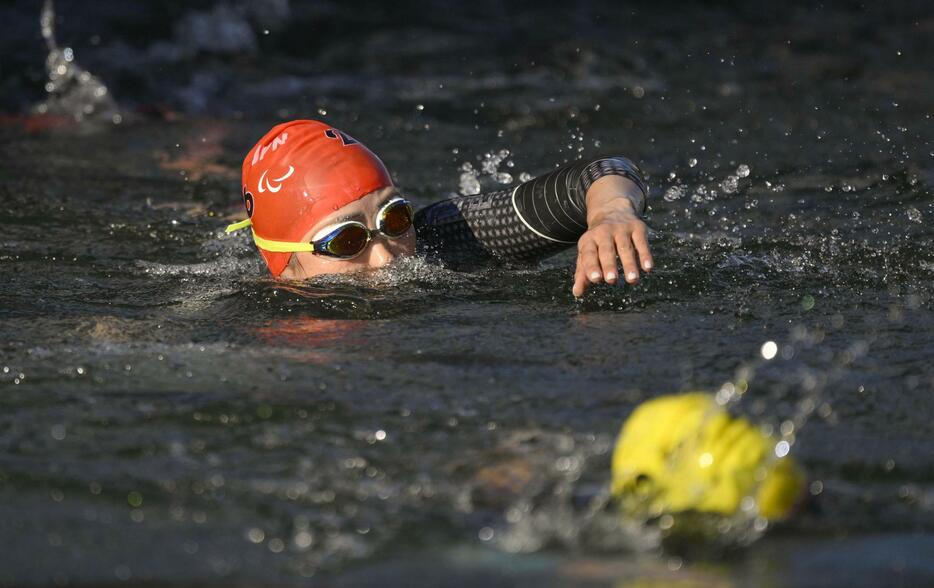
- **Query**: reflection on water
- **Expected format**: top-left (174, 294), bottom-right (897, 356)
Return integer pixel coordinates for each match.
top-left (256, 317), bottom-right (368, 364)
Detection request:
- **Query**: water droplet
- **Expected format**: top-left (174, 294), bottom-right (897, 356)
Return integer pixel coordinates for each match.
top-left (458, 162), bottom-right (481, 196)
top-left (127, 491), bottom-right (143, 507)
top-left (736, 164), bottom-right (751, 177)
top-left (268, 538), bottom-right (285, 553)
top-left (720, 175), bottom-right (739, 194)
top-left (247, 528), bottom-right (265, 543)
top-left (664, 185), bottom-right (686, 202)
top-left (801, 295), bottom-right (815, 311)
top-left (761, 341), bottom-right (778, 360)
top-left (688, 158), bottom-right (698, 167)
top-left (294, 530), bottom-right (314, 549)
top-left (50, 424), bottom-right (66, 440)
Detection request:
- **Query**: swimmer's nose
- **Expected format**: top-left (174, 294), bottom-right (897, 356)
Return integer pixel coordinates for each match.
top-left (368, 241), bottom-right (396, 268)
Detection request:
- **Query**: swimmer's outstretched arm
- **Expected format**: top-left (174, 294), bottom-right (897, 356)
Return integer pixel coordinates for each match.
top-left (414, 155), bottom-right (651, 295)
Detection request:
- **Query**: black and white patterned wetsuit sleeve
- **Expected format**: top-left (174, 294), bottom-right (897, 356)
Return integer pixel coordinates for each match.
top-left (414, 156), bottom-right (647, 267)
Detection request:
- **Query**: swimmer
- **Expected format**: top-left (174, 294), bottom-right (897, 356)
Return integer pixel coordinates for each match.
top-left (226, 120), bottom-right (653, 296)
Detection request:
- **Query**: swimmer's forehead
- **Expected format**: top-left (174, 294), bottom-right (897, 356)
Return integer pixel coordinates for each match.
top-left (304, 186), bottom-right (401, 237)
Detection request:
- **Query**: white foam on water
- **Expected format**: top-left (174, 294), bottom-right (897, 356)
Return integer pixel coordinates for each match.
top-left (301, 254), bottom-right (463, 290)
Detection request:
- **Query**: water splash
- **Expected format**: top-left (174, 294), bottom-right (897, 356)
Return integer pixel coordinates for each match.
top-left (483, 424), bottom-right (774, 556)
top-left (459, 430), bottom-right (660, 554)
top-left (309, 255), bottom-right (451, 289)
top-left (719, 164), bottom-right (751, 195)
top-left (476, 310), bottom-right (887, 558)
top-left (702, 323), bottom-right (881, 536)
top-left (35, 0), bottom-right (121, 124)
top-left (458, 149), bottom-right (517, 196)
top-left (458, 162), bottom-right (482, 195)
top-left (663, 184), bottom-right (687, 202)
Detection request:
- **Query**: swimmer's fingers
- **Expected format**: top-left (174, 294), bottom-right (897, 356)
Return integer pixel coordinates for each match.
top-left (614, 229), bottom-right (640, 284)
top-left (597, 231), bottom-right (621, 285)
top-left (579, 239), bottom-right (604, 284)
top-left (573, 218), bottom-right (651, 296)
top-left (572, 256), bottom-right (590, 297)
top-left (573, 238), bottom-right (603, 297)
top-left (631, 224), bottom-right (654, 273)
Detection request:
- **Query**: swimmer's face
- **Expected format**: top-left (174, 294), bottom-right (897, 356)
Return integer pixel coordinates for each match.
top-left (279, 186), bottom-right (416, 280)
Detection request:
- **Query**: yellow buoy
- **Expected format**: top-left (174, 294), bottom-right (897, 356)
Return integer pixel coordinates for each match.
top-left (611, 393), bottom-right (805, 520)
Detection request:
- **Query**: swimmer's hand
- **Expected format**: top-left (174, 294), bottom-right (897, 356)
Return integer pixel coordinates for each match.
top-left (573, 175), bottom-right (653, 297)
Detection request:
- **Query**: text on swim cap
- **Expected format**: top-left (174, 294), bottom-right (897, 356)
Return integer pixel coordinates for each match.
top-left (324, 128), bottom-right (359, 146)
top-left (251, 132), bottom-right (289, 165)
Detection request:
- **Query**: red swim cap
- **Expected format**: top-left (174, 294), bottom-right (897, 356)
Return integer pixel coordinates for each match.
top-left (240, 120), bottom-right (393, 277)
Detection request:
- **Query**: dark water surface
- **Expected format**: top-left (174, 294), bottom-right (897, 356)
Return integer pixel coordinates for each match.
top-left (1, 2), bottom-right (933, 586)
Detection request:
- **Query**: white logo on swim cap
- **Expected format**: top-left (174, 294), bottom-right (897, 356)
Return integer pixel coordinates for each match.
top-left (258, 165), bottom-right (294, 193)
top-left (252, 131), bottom-right (289, 165)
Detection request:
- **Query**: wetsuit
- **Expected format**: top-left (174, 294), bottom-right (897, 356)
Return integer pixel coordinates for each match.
top-left (414, 156), bottom-right (647, 267)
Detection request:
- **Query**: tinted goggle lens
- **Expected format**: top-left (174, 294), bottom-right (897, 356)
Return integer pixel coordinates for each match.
top-left (378, 199), bottom-right (413, 237)
top-left (323, 224), bottom-right (370, 258)
top-left (314, 198), bottom-right (412, 259)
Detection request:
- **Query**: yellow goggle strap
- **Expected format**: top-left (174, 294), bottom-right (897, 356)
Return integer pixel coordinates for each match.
top-left (225, 219), bottom-right (252, 233)
top-left (224, 218), bottom-right (314, 253)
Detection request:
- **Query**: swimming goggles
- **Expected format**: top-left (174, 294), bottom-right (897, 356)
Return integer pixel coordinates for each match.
top-left (225, 197), bottom-right (413, 260)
